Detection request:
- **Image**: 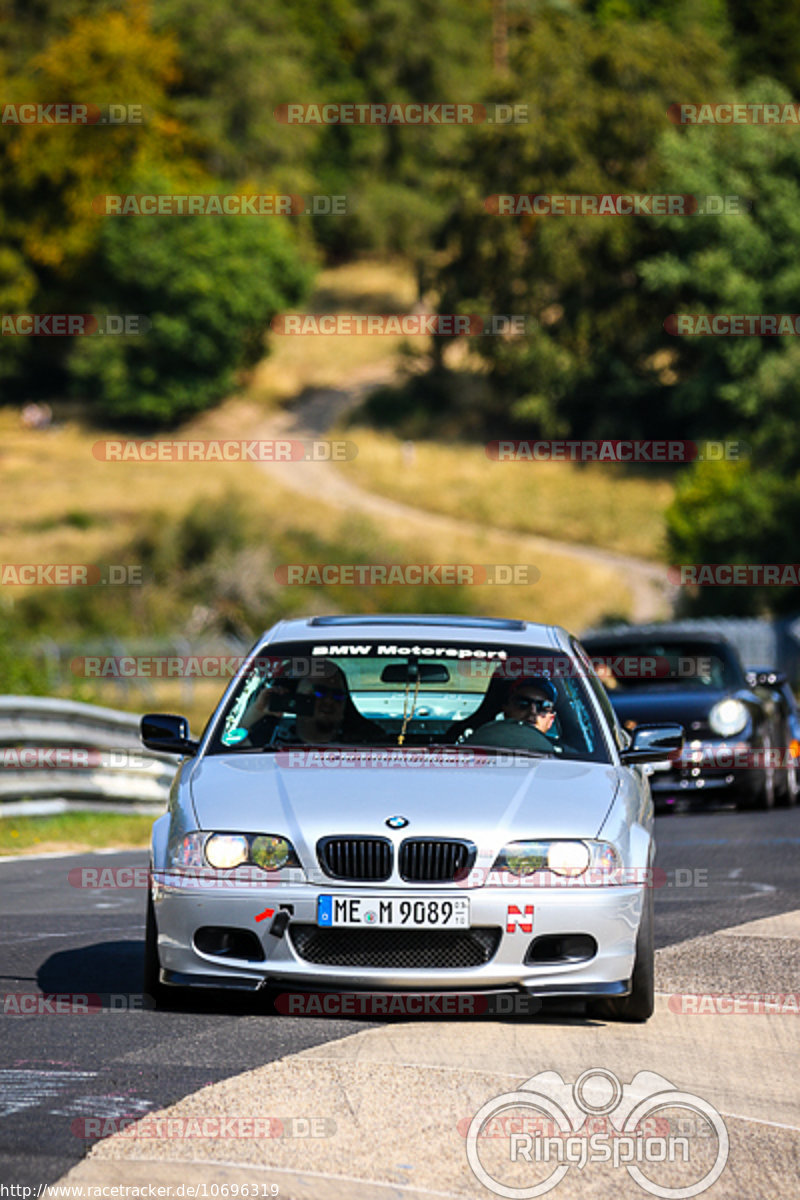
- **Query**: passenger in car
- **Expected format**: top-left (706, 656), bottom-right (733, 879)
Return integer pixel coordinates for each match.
top-left (239, 662), bottom-right (382, 746)
top-left (236, 663), bottom-right (346, 744)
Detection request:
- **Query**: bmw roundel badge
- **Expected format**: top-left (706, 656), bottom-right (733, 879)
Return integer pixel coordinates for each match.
top-left (386, 815), bottom-right (409, 829)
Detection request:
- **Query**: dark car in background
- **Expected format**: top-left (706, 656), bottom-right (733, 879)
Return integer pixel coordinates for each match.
top-left (581, 629), bottom-right (784, 811)
top-left (745, 667), bottom-right (800, 807)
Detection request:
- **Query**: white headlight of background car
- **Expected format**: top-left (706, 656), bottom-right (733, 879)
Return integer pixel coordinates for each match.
top-left (492, 839), bottom-right (621, 878)
top-left (709, 698), bottom-right (749, 737)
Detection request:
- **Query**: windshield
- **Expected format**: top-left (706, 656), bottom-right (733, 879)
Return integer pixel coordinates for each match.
top-left (206, 640), bottom-right (612, 763)
top-left (587, 641), bottom-right (744, 691)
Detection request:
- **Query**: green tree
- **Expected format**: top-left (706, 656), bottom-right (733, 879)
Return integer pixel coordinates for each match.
top-left (67, 185), bottom-right (313, 423)
top-left (0, 1), bottom-right (191, 397)
top-left (639, 78), bottom-right (800, 455)
top-left (424, 8), bottom-right (729, 437)
top-left (725, 0), bottom-right (800, 94)
top-left (0, 0), bottom-right (312, 423)
top-left (282, 0), bottom-right (496, 266)
top-left (146, 0), bottom-right (496, 268)
top-left (666, 460), bottom-right (800, 615)
top-left (152, 0), bottom-right (318, 186)
top-left (3, 0), bottom-right (185, 279)
top-left (651, 76), bottom-right (800, 615)
top-left (583, 0), bottom-right (729, 37)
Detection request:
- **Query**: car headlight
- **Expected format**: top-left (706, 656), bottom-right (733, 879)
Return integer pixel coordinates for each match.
top-left (251, 835), bottom-right (292, 870)
top-left (167, 831), bottom-right (206, 870)
top-left (167, 831), bottom-right (300, 872)
top-left (493, 839), bottom-right (620, 878)
top-left (709, 698), bottom-right (749, 737)
top-left (503, 842), bottom-right (549, 875)
top-left (205, 834), bottom-right (249, 870)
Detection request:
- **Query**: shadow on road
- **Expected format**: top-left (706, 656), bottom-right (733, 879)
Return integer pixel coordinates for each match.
top-left (35, 942), bottom-right (604, 1024)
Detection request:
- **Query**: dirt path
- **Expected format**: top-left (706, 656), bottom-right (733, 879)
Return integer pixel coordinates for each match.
top-left (254, 369), bottom-right (675, 623)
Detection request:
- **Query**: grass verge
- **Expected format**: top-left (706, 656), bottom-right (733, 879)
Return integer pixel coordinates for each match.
top-left (0, 811), bottom-right (156, 856)
top-left (340, 427), bottom-right (673, 562)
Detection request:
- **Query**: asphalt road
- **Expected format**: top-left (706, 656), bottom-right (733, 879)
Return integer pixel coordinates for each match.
top-left (1, 805), bottom-right (798, 1190)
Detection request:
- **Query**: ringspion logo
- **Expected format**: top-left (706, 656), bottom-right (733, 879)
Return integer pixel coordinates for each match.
top-left (466, 1069), bottom-right (728, 1197)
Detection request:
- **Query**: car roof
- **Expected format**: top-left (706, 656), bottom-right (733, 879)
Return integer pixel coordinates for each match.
top-left (255, 614), bottom-right (571, 651)
top-left (581, 625), bottom-right (734, 648)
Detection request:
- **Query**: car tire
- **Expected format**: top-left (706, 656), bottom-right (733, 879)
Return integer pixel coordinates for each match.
top-left (760, 759), bottom-right (776, 809)
top-left (739, 758), bottom-right (776, 811)
top-left (590, 885), bottom-right (654, 1023)
top-left (143, 891), bottom-right (171, 1011)
top-left (779, 758), bottom-right (799, 808)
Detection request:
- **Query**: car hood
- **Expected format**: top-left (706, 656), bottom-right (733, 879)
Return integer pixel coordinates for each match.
top-left (606, 686), bottom-right (730, 730)
top-left (188, 754), bottom-right (621, 865)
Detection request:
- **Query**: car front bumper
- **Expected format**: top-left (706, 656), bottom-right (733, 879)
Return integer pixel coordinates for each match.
top-left (649, 738), bottom-right (766, 803)
top-left (151, 875), bottom-right (644, 997)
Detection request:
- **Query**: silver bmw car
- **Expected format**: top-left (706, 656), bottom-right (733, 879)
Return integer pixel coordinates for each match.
top-left (141, 615), bottom-right (682, 1021)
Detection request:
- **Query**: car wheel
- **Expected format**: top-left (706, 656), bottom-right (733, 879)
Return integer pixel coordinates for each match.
top-left (590, 886), bottom-right (654, 1023)
top-left (779, 758), bottom-right (799, 808)
top-left (761, 759), bottom-right (777, 809)
top-left (739, 760), bottom-right (776, 811)
top-left (143, 891), bottom-right (171, 1010)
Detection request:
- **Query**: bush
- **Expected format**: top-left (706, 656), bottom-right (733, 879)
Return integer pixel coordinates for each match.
top-left (666, 459), bottom-right (800, 615)
top-left (67, 179), bottom-right (313, 425)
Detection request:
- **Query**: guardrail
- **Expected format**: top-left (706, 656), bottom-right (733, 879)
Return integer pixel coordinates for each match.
top-left (29, 635), bottom-right (247, 704)
top-left (0, 696), bottom-right (177, 810)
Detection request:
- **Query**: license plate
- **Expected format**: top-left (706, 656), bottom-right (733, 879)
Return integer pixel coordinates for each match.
top-left (317, 895), bottom-right (470, 929)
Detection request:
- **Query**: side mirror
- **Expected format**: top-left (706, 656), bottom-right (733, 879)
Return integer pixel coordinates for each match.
top-left (140, 713), bottom-right (199, 756)
top-left (620, 723), bottom-right (683, 765)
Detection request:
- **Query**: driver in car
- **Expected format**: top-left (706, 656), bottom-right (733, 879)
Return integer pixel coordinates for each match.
top-left (462, 678), bottom-right (562, 752)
